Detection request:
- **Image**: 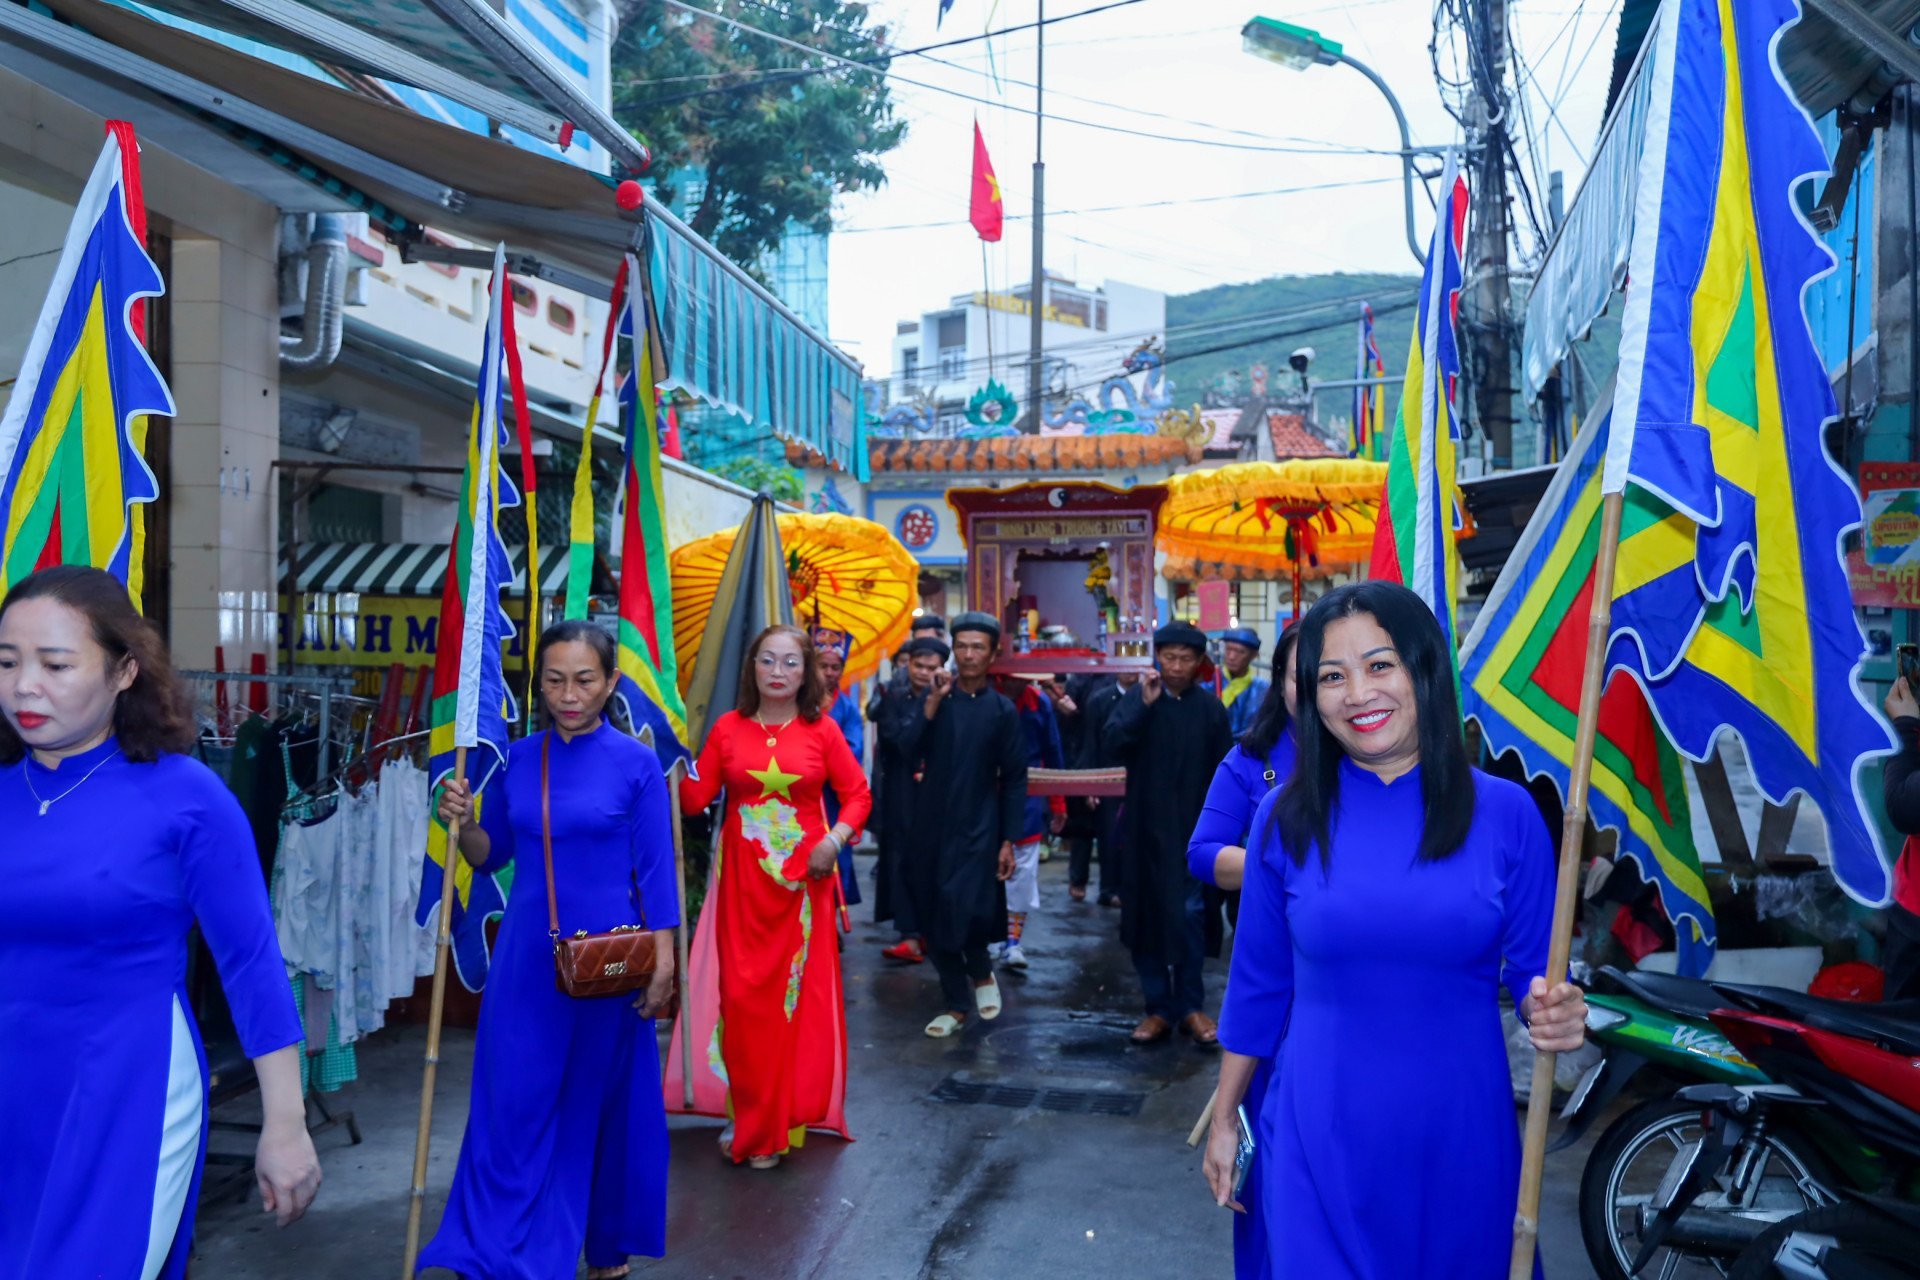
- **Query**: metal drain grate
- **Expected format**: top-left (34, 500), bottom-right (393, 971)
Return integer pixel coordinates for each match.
top-left (928, 1075), bottom-right (1146, 1117)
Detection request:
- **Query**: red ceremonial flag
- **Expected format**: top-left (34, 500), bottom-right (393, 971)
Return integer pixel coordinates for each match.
top-left (969, 121), bottom-right (1003, 242)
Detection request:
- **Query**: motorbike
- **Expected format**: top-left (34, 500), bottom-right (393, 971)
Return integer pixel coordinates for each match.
top-left (1703, 984), bottom-right (1920, 1279)
top-left (1615, 980), bottom-right (1920, 1278)
top-left (1568, 967), bottom-right (1845, 1280)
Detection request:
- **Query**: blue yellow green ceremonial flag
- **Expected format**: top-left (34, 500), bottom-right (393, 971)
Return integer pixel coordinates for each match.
top-left (418, 243), bottom-right (520, 990)
top-left (0, 121), bottom-right (170, 608)
top-left (1350, 303), bottom-right (1387, 461)
top-left (1602, 0), bottom-right (1897, 904)
top-left (563, 259), bottom-right (629, 621)
top-left (1462, 395), bottom-right (1715, 975)
top-left (1369, 148), bottom-right (1468, 650)
top-left (609, 251), bottom-right (691, 774)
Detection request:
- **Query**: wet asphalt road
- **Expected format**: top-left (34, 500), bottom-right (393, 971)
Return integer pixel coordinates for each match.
top-left (192, 854), bottom-right (1597, 1278)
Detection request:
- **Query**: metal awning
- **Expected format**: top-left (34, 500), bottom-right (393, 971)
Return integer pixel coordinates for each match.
top-left (282, 541), bottom-right (577, 595)
top-left (114, 0), bottom-right (643, 173)
top-left (1522, 0), bottom-right (1920, 405)
top-left (0, 0), bottom-right (869, 477)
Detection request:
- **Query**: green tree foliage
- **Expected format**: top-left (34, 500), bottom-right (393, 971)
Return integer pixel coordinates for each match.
top-left (612, 0), bottom-right (907, 270)
top-left (1166, 272), bottom-right (1419, 425)
top-left (712, 455), bottom-right (805, 503)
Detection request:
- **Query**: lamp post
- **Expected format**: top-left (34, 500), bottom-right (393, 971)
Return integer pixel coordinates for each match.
top-left (1242, 16), bottom-right (1428, 267)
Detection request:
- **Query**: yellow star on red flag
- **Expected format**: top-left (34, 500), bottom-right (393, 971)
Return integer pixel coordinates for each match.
top-left (747, 754), bottom-right (800, 799)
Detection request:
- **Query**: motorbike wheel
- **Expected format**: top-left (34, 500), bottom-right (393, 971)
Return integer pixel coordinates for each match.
top-left (1579, 1096), bottom-right (1838, 1280)
top-left (1727, 1203), bottom-right (1920, 1279)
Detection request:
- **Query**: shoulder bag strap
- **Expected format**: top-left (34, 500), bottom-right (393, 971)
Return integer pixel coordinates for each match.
top-left (542, 732), bottom-right (561, 945)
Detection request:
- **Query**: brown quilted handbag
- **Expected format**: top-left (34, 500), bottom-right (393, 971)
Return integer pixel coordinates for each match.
top-left (542, 732), bottom-right (657, 998)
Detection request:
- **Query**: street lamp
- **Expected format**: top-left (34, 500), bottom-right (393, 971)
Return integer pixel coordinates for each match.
top-left (1242, 16), bottom-right (1428, 266)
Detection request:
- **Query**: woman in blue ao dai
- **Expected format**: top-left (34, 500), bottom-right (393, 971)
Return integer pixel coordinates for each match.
top-left (420, 620), bottom-right (679, 1280)
top-left (1185, 624), bottom-right (1296, 1280)
top-left (1204, 582), bottom-right (1588, 1280)
top-left (0, 567), bottom-right (320, 1280)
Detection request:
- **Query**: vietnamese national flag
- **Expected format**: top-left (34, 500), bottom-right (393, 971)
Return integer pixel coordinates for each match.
top-left (969, 121), bottom-right (1003, 242)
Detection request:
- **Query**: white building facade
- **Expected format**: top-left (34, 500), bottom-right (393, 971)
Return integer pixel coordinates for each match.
top-left (885, 273), bottom-right (1167, 433)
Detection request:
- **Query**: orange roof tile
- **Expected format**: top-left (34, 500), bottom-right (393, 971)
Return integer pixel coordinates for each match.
top-left (1267, 412), bottom-right (1342, 460)
top-left (869, 432), bottom-right (1203, 474)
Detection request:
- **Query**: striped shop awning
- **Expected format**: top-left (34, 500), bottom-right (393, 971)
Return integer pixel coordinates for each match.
top-left (279, 543), bottom-right (574, 596)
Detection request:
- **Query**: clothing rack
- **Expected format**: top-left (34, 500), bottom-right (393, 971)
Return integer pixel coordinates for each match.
top-left (182, 669), bottom-right (367, 783)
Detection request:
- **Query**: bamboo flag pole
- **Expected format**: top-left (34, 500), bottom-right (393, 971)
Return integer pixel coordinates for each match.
top-left (1509, 491), bottom-right (1625, 1279)
top-left (668, 759), bottom-right (694, 1110)
top-left (403, 745), bottom-right (467, 1279)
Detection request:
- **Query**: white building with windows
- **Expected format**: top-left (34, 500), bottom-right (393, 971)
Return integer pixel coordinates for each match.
top-left (885, 273), bottom-right (1166, 432)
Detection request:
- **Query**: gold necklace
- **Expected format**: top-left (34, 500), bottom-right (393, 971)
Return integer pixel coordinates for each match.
top-left (754, 710), bottom-right (796, 748)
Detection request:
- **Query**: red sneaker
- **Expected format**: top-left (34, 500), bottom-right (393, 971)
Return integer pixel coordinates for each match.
top-left (882, 938), bottom-right (926, 964)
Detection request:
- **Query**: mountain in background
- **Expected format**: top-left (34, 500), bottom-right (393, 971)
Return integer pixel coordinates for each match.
top-left (1164, 271), bottom-right (1421, 435)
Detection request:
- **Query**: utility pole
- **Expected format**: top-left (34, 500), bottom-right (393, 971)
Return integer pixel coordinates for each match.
top-left (1463, 0), bottom-right (1515, 469)
top-left (1025, 0), bottom-right (1046, 433)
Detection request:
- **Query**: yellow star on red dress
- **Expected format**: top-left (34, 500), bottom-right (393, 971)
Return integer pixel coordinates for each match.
top-left (747, 754), bottom-right (800, 799)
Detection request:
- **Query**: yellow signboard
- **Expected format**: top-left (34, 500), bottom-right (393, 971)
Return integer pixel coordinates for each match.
top-left (276, 594), bottom-right (533, 668)
top-left (970, 290), bottom-right (1088, 329)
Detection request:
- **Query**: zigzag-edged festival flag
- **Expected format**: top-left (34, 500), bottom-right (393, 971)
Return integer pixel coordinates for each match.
top-left (1368, 148), bottom-right (1468, 651)
top-left (417, 244), bottom-right (520, 991)
top-left (1601, 0), bottom-right (1896, 905)
top-left (1462, 394), bottom-right (1715, 975)
top-left (563, 259), bottom-right (629, 621)
top-left (1350, 302), bottom-right (1387, 461)
top-left (0, 122), bottom-right (171, 607)
top-left (608, 250), bottom-right (691, 774)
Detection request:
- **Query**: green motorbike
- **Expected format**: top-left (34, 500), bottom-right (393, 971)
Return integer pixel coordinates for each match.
top-left (1565, 967), bottom-right (1852, 1279)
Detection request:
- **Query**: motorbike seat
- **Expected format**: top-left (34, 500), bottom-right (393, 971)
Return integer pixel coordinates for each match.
top-left (1599, 965), bottom-right (1729, 1022)
top-left (1712, 982), bottom-right (1920, 1058)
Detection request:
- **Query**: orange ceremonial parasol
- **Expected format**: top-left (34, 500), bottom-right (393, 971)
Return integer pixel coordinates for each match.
top-left (670, 512), bottom-right (920, 688)
top-left (1158, 459), bottom-right (1388, 616)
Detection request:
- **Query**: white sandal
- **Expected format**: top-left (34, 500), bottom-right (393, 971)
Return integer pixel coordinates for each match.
top-left (925, 1012), bottom-right (967, 1038)
top-left (974, 977), bottom-right (1003, 1020)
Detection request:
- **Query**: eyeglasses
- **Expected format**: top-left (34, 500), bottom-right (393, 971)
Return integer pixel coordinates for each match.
top-left (756, 654), bottom-right (803, 671)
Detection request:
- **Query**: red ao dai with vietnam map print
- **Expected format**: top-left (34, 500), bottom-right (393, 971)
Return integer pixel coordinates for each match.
top-left (668, 709), bottom-right (872, 1161)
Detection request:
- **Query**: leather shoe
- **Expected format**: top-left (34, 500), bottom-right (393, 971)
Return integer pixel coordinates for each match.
top-left (1180, 1011), bottom-right (1220, 1048)
top-left (1130, 1014), bottom-right (1172, 1044)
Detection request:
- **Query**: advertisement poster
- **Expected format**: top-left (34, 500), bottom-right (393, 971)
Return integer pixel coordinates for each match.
top-left (1849, 462), bottom-right (1920, 610)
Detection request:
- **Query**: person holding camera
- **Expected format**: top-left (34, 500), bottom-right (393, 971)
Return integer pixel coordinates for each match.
top-left (1882, 667), bottom-right (1920, 999)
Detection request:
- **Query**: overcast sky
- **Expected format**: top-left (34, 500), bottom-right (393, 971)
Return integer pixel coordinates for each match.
top-left (823, 0), bottom-right (1623, 375)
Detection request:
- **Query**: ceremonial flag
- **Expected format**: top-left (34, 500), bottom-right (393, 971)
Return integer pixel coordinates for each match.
top-left (1602, 0), bottom-right (1897, 905)
top-left (1369, 149), bottom-right (1469, 649)
top-left (563, 260), bottom-right (628, 622)
top-left (1462, 396), bottom-right (1715, 975)
top-left (609, 252), bottom-right (692, 774)
top-left (0, 122), bottom-right (170, 607)
top-left (417, 245), bottom-right (520, 991)
top-left (498, 270), bottom-right (541, 717)
top-left (970, 121), bottom-right (1004, 243)
top-left (1350, 303), bottom-right (1387, 461)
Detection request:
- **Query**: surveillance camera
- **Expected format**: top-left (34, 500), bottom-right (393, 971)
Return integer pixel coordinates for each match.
top-left (1288, 347), bottom-right (1315, 374)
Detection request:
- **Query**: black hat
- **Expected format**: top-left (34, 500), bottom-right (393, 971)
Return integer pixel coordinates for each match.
top-left (950, 611), bottom-right (1002, 642)
top-left (904, 635), bottom-right (951, 661)
top-left (1153, 621), bottom-right (1208, 653)
top-left (911, 613), bottom-right (947, 634)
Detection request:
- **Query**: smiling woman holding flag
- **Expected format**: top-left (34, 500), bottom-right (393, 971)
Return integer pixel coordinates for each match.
top-left (1201, 582), bottom-right (1585, 1279)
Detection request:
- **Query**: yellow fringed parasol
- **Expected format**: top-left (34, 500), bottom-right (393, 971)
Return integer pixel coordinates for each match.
top-left (670, 512), bottom-right (920, 688)
top-left (1158, 459), bottom-right (1389, 615)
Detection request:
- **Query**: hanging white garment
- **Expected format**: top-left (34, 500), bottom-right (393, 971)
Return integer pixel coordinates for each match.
top-left (273, 809), bottom-right (344, 988)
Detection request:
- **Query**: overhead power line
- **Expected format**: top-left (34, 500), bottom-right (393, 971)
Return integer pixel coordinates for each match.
top-left (652, 0), bottom-right (1410, 157)
top-left (837, 175), bottom-right (1404, 235)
